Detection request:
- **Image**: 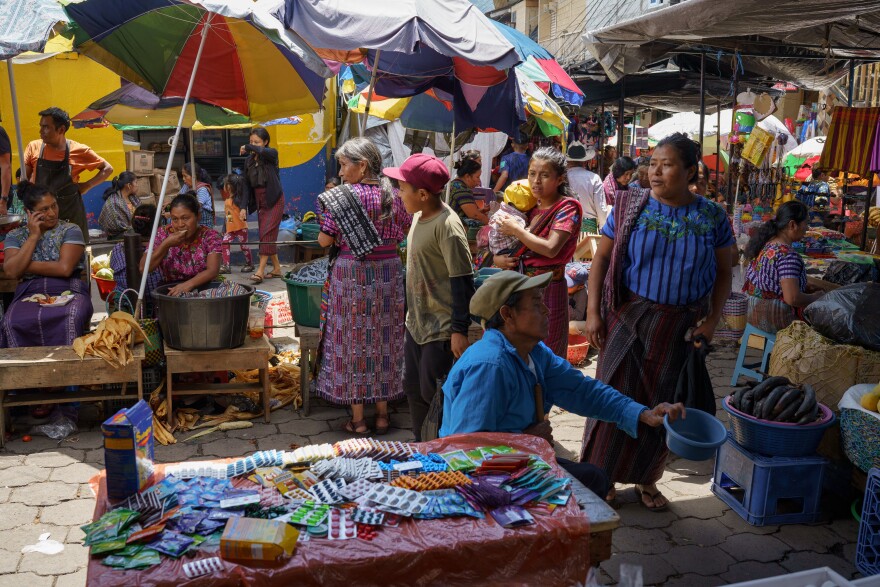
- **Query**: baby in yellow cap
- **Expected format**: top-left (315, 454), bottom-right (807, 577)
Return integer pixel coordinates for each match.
top-left (488, 179), bottom-right (537, 254)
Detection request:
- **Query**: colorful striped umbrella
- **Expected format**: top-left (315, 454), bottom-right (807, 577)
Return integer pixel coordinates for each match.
top-left (64, 0), bottom-right (331, 121)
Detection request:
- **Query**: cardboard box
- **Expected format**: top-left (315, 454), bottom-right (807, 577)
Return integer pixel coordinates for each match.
top-left (221, 517), bottom-right (298, 561)
top-left (149, 169), bottom-right (180, 194)
top-left (127, 150), bottom-right (155, 175)
top-left (134, 176), bottom-right (151, 198)
top-left (102, 399), bottom-right (155, 500)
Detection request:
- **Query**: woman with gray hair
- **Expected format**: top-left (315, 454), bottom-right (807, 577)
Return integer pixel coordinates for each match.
top-left (315, 137), bottom-right (412, 435)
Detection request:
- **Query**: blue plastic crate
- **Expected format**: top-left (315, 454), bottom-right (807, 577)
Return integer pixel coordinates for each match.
top-left (712, 434), bottom-right (827, 526)
top-left (857, 468), bottom-right (880, 576)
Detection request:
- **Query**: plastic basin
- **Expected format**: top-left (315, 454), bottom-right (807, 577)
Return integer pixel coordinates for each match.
top-left (722, 396), bottom-right (835, 457)
top-left (92, 274), bottom-right (117, 301)
top-left (282, 273), bottom-right (322, 328)
top-left (664, 409), bottom-right (727, 461)
top-left (153, 280), bottom-right (254, 350)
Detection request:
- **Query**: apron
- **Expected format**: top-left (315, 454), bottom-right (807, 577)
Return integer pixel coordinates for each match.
top-left (36, 141), bottom-right (89, 244)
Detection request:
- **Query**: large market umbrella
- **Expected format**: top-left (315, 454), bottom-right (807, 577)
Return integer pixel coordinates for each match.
top-left (63, 0), bottom-right (333, 306)
top-left (72, 81), bottom-right (252, 130)
top-left (648, 112), bottom-right (707, 141)
top-left (490, 20), bottom-right (584, 106)
top-left (788, 136), bottom-right (827, 159)
top-left (0, 0), bottom-right (69, 169)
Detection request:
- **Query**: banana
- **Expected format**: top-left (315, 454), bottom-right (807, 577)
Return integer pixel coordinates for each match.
top-left (794, 384), bottom-right (817, 420)
top-left (775, 387), bottom-right (805, 421)
top-left (761, 384), bottom-right (790, 420)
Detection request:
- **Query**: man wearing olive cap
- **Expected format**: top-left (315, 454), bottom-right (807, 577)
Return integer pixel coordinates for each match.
top-left (440, 270), bottom-right (685, 496)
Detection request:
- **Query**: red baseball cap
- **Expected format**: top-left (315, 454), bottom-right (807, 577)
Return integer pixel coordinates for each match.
top-left (383, 153), bottom-right (450, 194)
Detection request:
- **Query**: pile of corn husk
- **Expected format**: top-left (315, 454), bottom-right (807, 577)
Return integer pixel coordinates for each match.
top-left (72, 312), bottom-right (146, 368)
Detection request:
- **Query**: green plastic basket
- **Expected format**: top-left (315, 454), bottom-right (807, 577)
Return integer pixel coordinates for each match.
top-left (282, 271), bottom-right (322, 328)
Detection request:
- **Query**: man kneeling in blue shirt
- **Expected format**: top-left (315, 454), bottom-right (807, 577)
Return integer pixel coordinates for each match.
top-left (439, 270), bottom-right (686, 498)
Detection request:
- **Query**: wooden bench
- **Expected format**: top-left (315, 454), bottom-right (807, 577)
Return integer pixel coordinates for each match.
top-left (164, 336), bottom-right (273, 426)
top-left (0, 344), bottom-right (145, 447)
top-left (563, 469), bottom-right (621, 565)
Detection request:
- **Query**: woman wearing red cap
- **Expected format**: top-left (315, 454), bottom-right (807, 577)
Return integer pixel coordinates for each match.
top-left (493, 147), bottom-right (583, 359)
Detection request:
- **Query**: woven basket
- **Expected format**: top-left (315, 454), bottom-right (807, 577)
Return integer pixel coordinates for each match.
top-left (715, 292), bottom-right (748, 341)
top-left (840, 385), bottom-right (880, 474)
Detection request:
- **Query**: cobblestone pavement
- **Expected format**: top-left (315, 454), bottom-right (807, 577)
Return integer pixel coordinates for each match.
top-left (0, 310), bottom-right (859, 585)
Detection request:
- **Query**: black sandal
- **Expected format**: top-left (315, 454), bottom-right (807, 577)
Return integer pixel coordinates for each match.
top-left (374, 414), bottom-right (390, 435)
top-left (342, 419), bottom-right (370, 435)
top-left (637, 486), bottom-right (669, 512)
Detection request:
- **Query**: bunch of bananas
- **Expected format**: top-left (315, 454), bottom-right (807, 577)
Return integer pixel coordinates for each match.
top-left (869, 207), bottom-right (880, 228)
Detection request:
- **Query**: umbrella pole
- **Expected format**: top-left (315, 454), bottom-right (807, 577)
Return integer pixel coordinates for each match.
top-left (446, 116), bottom-right (456, 203)
top-left (360, 49), bottom-right (382, 136)
top-left (6, 59), bottom-right (26, 176)
top-left (136, 15), bottom-right (213, 313)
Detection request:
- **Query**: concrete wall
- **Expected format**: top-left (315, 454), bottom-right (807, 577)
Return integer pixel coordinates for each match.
top-left (537, 0), bottom-right (590, 67)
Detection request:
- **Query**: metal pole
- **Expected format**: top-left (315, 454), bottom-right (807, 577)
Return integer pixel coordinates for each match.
top-left (728, 70), bottom-right (739, 215)
top-left (6, 59), bottom-right (25, 175)
top-left (445, 116), bottom-right (456, 203)
top-left (715, 99), bottom-right (721, 184)
top-left (617, 77), bottom-right (625, 155)
top-left (137, 15), bottom-right (213, 311)
top-left (599, 103), bottom-right (605, 176)
top-left (699, 52), bottom-right (706, 150)
top-left (360, 49), bottom-right (382, 136)
top-left (848, 59), bottom-right (856, 106)
top-left (862, 175), bottom-right (873, 251)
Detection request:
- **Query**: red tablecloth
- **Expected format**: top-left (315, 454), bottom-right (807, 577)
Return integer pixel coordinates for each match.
top-left (86, 432), bottom-right (591, 587)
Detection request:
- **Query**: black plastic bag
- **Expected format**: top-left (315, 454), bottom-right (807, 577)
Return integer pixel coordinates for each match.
top-left (804, 283), bottom-right (880, 351)
top-left (822, 260), bottom-right (878, 285)
top-left (673, 337), bottom-right (715, 416)
top-left (420, 378), bottom-right (445, 443)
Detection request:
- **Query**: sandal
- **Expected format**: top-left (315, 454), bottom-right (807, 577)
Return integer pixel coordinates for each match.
top-left (343, 419), bottom-right (370, 435)
top-left (636, 485), bottom-right (669, 512)
top-left (374, 414), bottom-right (390, 435)
top-left (267, 271), bottom-right (283, 278)
top-left (249, 274), bottom-right (264, 284)
top-left (219, 264), bottom-right (231, 275)
top-left (241, 264), bottom-right (255, 273)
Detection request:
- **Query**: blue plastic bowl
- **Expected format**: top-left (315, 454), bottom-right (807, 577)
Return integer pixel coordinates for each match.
top-left (663, 410), bottom-right (727, 461)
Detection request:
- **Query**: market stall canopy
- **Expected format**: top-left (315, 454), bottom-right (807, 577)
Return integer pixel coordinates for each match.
top-left (788, 136), bottom-right (828, 159)
top-left (0, 0), bottom-right (66, 59)
top-left (72, 82), bottom-right (253, 130)
top-left (582, 0), bottom-right (880, 89)
top-left (649, 109), bottom-right (796, 154)
top-left (575, 70), bottom-right (737, 112)
top-left (64, 0), bottom-right (333, 121)
top-left (274, 0), bottom-right (520, 70)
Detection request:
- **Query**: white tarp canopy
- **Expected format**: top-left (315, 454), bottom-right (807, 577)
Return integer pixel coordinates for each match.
top-left (583, 0), bottom-right (880, 88)
top-left (274, 0), bottom-right (520, 69)
top-left (0, 0), bottom-right (66, 60)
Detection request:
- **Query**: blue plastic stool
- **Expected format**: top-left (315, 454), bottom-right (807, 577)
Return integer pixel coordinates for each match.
top-left (730, 323), bottom-right (777, 386)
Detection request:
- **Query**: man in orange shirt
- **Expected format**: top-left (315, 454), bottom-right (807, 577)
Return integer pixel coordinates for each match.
top-left (24, 107), bottom-right (113, 242)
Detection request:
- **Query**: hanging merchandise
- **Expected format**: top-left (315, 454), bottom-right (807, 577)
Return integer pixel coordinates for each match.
top-left (742, 127), bottom-right (774, 167)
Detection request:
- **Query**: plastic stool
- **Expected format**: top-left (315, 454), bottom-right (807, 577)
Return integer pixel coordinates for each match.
top-left (712, 435), bottom-right (826, 526)
top-left (730, 323), bottom-right (776, 386)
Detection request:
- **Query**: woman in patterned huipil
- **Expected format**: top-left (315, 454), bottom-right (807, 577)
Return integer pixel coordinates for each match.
top-left (316, 138), bottom-right (412, 435)
top-left (581, 133), bottom-right (734, 511)
top-left (743, 201), bottom-right (823, 333)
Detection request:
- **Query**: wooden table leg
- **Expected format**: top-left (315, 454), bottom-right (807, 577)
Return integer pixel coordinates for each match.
top-left (137, 366), bottom-right (144, 401)
top-left (166, 363), bottom-right (174, 428)
top-left (0, 389), bottom-right (6, 449)
top-left (262, 366), bottom-right (270, 423)
top-left (302, 347), bottom-right (310, 417)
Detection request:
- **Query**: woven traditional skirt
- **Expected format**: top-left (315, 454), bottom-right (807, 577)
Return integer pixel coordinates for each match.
top-left (315, 249), bottom-right (406, 405)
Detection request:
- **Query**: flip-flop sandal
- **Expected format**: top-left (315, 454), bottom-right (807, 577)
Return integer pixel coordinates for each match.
top-left (637, 487), bottom-right (669, 512)
top-left (267, 272), bottom-right (283, 278)
top-left (342, 419), bottom-right (370, 435)
top-left (374, 414), bottom-right (390, 435)
top-left (249, 274), bottom-right (264, 284)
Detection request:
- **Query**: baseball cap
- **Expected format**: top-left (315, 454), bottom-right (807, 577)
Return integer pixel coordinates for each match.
top-left (470, 270), bottom-right (552, 329)
top-left (383, 153), bottom-right (450, 194)
top-left (503, 179), bottom-right (537, 212)
top-left (564, 262), bottom-right (589, 288)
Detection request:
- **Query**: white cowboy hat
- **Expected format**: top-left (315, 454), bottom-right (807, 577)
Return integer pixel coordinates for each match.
top-left (567, 141), bottom-right (596, 162)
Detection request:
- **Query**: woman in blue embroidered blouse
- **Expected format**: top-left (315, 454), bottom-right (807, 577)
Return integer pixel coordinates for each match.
top-left (581, 133), bottom-right (734, 512)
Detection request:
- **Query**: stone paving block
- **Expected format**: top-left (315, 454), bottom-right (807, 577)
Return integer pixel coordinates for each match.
top-left (781, 551), bottom-right (858, 579)
top-left (154, 442), bottom-right (200, 463)
top-left (722, 532), bottom-right (790, 563)
top-left (77, 484), bottom-right (96, 500)
top-left (4, 436), bottom-right (63, 454)
top-left (201, 437), bottom-right (261, 458)
top-left (293, 404), bottom-right (345, 421)
top-left (717, 509), bottom-right (781, 535)
top-left (663, 572), bottom-right (726, 586)
top-left (10, 482), bottom-right (79, 506)
top-left (829, 517), bottom-right (860, 542)
top-left (55, 569), bottom-right (87, 587)
top-left (775, 522), bottom-right (848, 553)
top-left (0, 502), bottom-right (39, 531)
top-left (372, 427), bottom-right (415, 442)
top-left (0, 486), bottom-right (10, 504)
top-left (40, 499), bottom-right (96, 527)
top-left (1, 524), bottom-right (70, 552)
top-left (616, 501), bottom-right (679, 529)
top-left (718, 560), bottom-right (789, 584)
top-left (0, 572), bottom-right (53, 587)
top-left (0, 465), bottom-right (51, 487)
top-left (600, 552), bottom-right (677, 586)
top-left (66, 525), bottom-right (86, 544)
top-left (257, 433), bottom-right (309, 451)
top-left (665, 544), bottom-right (736, 575)
top-left (0, 454), bottom-right (25, 470)
top-left (64, 430), bottom-right (105, 450)
top-left (662, 477), bottom-right (715, 499)
top-left (279, 418), bottom-right (329, 437)
top-left (666, 495), bottom-right (727, 520)
top-left (0, 548), bottom-right (18, 574)
top-left (82, 449), bottom-right (105, 466)
top-left (612, 526), bottom-right (672, 555)
top-left (23, 449), bottom-right (85, 469)
top-left (668, 517), bottom-right (731, 547)
top-left (49, 463), bottom-right (101, 485)
top-left (235, 422), bottom-right (280, 439)
top-left (667, 457), bottom-right (715, 477)
top-left (18, 541), bottom-right (89, 576)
